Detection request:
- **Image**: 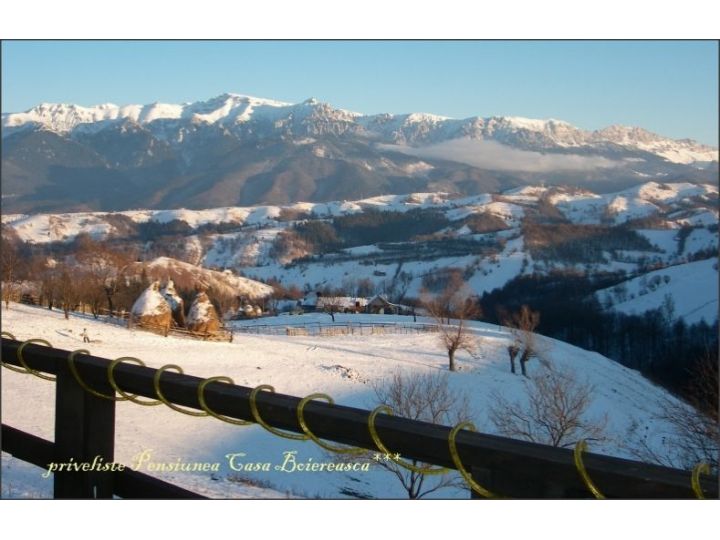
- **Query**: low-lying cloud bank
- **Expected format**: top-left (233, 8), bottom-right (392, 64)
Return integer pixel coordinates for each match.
top-left (378, 138), bottom-right (622, 173)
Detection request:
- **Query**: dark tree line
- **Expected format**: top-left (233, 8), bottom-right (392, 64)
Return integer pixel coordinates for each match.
top-left (461, 212), bottom-right (509, 234)
top-left (480, 272), bottom-right (719, 397)
top-left (522, 221), bottom-right (656, 263)
top-left (270, 208), bottom-right (506, 265)
top-left (334, 208), bottom-right (450, 246)
top-left (273, 208), bottom-right (454, 258)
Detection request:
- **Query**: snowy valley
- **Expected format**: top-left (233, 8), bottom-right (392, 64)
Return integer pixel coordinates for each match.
top-left (2, 96), bottom-right (718, 500)
top-left (0, 303), bottom-right (699, 499)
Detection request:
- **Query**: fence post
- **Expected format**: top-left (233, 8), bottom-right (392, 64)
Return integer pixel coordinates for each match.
top-left (54, 359), bottom-right (116, 499)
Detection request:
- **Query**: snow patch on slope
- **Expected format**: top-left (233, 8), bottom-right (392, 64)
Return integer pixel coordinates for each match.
top-left (596, 258), bottom-right (719, 325)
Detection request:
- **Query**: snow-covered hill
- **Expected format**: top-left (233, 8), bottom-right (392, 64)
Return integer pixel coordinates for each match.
top-left (3, 182), bottom-right (717, 245)
top-left (3, 182), bottom-right (717, 322)
top-left (545, 181), bottom-right (719, 225)
top-left (129, 257), bottom-right (274, 300)
top-left (596, 258), bottom-right (719, 325)
top-left (0, 303), bottom-right (696, 498)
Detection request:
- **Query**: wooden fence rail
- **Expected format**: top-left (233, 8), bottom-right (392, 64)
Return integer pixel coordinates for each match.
top-left (129, 320), bottom-right (234, 342)
top-left (1, 425), bottom-right (204, 499)
top-left (1, 338), bottom-right (717, 499)
top-left (232, 321), bottom-right (440, 337)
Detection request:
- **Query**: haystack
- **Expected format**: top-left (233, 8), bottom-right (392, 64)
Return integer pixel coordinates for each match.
top-left (160, 279), bottom-right (185, 327)
top-left (130, 281), bottom-right (172, 334)
top-left (241, 304), bottom-right (263, 318)
top-left (186, 291), bottom-right (221, 334)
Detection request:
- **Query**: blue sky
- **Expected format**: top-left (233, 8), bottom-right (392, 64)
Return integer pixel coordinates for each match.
top-left (2, 40), bottom-right (718, 145)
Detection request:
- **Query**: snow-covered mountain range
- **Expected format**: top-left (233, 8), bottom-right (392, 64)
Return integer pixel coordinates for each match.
top-left (2, 93), bottom-right (717, 214)
top-left (3, 93), bottom-right (717, 164)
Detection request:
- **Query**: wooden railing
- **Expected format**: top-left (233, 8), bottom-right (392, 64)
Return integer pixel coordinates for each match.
top-left (1, 337), bottom-right (717, 499)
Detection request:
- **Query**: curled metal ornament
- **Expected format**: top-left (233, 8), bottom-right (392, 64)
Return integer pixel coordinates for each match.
top-left (197, 376), bottom-right (252, 425)
top-left (107, 357), bottom-right (161, 406)
top-left (448, 422), bottom-right (499, 499)
top-left (0, 332), bottom-right (29, 374)
top-left (249, 385), bottom-right (309, 440)
top-left (67, 349), bottom-right (119, 400)
top-left (296, 393), bottom-right (365, 454)
top-left (16, 338), bottom-right (56, 381)
top-left (153, 364), bottom-right (209, 417)
top-left (691, 462), bottom-right (711, 499)
top-left (573, 439), bottom-right (605, 499)
top-left (368, 405), bottom-right (449, 475)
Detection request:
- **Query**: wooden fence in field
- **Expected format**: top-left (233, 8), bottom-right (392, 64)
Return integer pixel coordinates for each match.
top-left (232, 321), bottom-right (440, 337)
top-left (1, 337), bottom-right (717, 500)
top-left (127, 319), bottom-right (234, 342)
top-left (96, 308), bottom-right (233, 341)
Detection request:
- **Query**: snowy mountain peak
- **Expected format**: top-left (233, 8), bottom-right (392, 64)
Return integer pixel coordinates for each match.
top-left (503, 116), bottom-right (568, 132)
top-left (405, 112), bottom-right (452, 123)
top-left (594, 125), bottom-right (661, 144)
top-left (2, 93), bottom-right (295, 133)
top-left (209, 92), bottom-right (291, 108)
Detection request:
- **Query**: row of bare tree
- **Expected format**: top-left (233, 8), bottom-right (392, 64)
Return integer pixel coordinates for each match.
top-left (404, 270), bottom-right (717, 498)
top-left (2, 235), bottom-right (147, 318)
top-left (421, 270), bottom-right (542, 376)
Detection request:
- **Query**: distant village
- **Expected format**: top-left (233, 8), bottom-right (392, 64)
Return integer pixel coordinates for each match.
top-left (276, 292), bottom-right (416, 318)
top-left (128, 279), bottom-right (417, 339)
top-left (3, 254), bottom-right (419, 342)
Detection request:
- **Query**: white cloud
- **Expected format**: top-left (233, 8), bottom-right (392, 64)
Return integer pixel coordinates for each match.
top-left (378, 138), bottom-right (621, 173)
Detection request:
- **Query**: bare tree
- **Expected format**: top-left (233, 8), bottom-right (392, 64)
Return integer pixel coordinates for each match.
top-left (422, 270), bottom-right (465, 324)
top-left (437, 304), bottom-right (479, 373)
top-left (265, 279), bottom-right (286, 315)
top-left (318, 295), bottom-right (349, 321)
top-left (56, 263), bottom-right (81, 320)
top-left (111, 266), bottom-right (150, 314)
top-left (36, 258), bottom-right (58, 310)
top-left (669, 354), bottom-right (719, 470)
top-left (344, 371), bottom-right (472, 499)
top-left (422, 274), bottom-right (480, 372)
top-left (489, 362), bottom-right (607, 448)
top-left (633, 353), bottom-right (720, 471)
top-left (75, 238), bottom-right (131, 318)
top-left (1, 237), bottom-right (22, 309)
top-left (507, 344), bottom-right (520, 375)
top-left (503, 305), bottom-right (541, 377)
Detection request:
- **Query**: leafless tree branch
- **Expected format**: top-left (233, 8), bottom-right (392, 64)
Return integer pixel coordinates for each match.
top-left (489, 362), bottom-right (608, 448)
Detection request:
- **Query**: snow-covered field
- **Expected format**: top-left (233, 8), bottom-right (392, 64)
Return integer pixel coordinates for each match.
top-left (596, 258), bottom-right (719, 325)
top-left (1, 303), bottom-right (692, 499)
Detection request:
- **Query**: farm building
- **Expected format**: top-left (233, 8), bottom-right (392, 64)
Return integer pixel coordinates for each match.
top-left (366, 294), bottom-right (414, 315)
top-left (299, 292), bottom-right (366, 313)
